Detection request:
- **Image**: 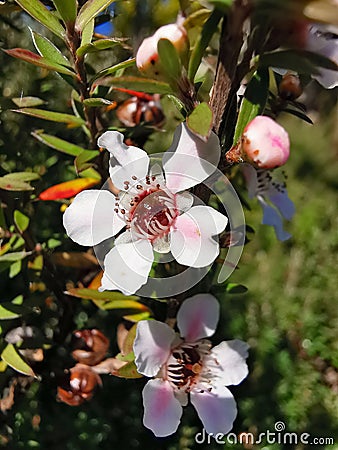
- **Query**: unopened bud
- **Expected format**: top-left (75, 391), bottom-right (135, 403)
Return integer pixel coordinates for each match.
top-left (240, 116), bottom-right (290, 169)
top-left (278, 73), bottom-right (302, 100)
top-left (57, 366), bottom-right (101, 406)
top-left (136, 22), bottom-right (188, 78)
top-left (71, 329), bottom-right (109, 366)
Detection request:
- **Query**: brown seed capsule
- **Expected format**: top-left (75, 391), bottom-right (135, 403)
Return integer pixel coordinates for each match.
top-left (278, 73), bottom-right (303, 101)
top-left (116, 95), bottom-right (165, 128)
top-left (71, 329), bottom-right (109, 366)
top-left (57, 366), bottom-right (102, 406)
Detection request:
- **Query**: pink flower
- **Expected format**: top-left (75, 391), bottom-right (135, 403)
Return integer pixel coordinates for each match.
top-left (133, 294), bottom-right (249, 437)
top-left (136, 21), bottom-right (188, 77)
top-left (242, 164), bottom-right (295, 241)
top-left (63, 124), bottom-right (226, 295)
top-left (241, 116), bottom-right (290, 169)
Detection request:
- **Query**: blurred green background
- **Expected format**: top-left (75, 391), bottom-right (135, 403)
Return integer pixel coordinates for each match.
top-left (0, 1), bottom-right (337, 449)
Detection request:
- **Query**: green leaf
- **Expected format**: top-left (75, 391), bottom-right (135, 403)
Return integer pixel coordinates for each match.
top-left (3, 172), bottom-right (40, 182)
top-left (75, 0), bottom-right (115, 32)
top-left (12, 96), bottom-right (45, 108)
top-left (95, 75), bottom-right (173, 95)
top-left (1, 344), bottom-right (36, 377)
top-left (0, 178), bottom-right (33, 192)
top-left (14, 210), bottom-right (30, 233)
top-left (65, 288), bottom-right (139, 302)
top-left (116, 360), bottom-right (142, 379)
top-left (3, 48), bottom-right (75, 76)
top-left (92, 58), bottom-right (136, 81)
top-left (123, 311), bottom-right (152, 322)
top-left (260, 50), bottom-right (338, 75)
top-left (14, 0), bottom-right (65, 38)
top-left (187, 102), bottom-right (213, 140)
top-left (81, 18), bottom-right (95, 47)
top-left (226, 283), bottom-right (248, 294)
top-left (77, 38), bottom-right (125, 57)
top-left (31, 30), bottom-right (72, 67)
top-left (12, 108), bottom-right (85, 126)
top-left (0, 303), bottom-right (25, 320)
top-left (121, 324), bottom-right (137, 356)
top-left (32, 131), bottom-right (88, 156)
top-left (9, 260), bottom-right (22, 278)
top-left (157, 38), bottom-right (182, 80)
top-left (0, 251), bottom-right (30, 263)
top-left (233, 68), bottom-right (269, 145)
top-left (82, 98), bottom-right (113, 107)
top-left (188, 9), bottom-right (222, 81)
top-left (52, 0), bottom-right (77, 23)
top-left (74, 149), bottom-right (100, 174)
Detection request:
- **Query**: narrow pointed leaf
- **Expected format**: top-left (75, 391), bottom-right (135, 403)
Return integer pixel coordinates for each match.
top-left (12, 96), bottom-right (45, 107)
top-left (74, 150), bottom-right (100, 173)
top-left (52, 0), bottom-right (76, 24)
top-left (4, 48), bottom-right (75, 75)
top-left (95, 75), bottom-right (173, 94)
top-left (1, 344), bottom-right (36, 377)
top-left (77, 39), bottom-right (125, 57)
top-left (14, 0), bottom-right (65, 38)
top-left (39, 178), bottom-right (100, 200)
top-left (65, 288), bottom-right (139, 302)
top-left (0, 251), bottom-right (30, 262)
top-left (187, 102), bottom-right (213, 140)
top-left (0, 178), bottom-right (33, 191)
top-left (82, 98), bottom-right (113, 107)
top-left (31, 30), bottom-right (72, 67)
top-left (3, 172), bottom-right (40, 182)
top-left (75, 0), bottom-right (115, 32)
top-left (157, 38), bottom-right (182, 80)
top-left (92, 58), bottom-right (136, 81)
top-left (13, 108), bottom-right (85, 126)
top-left (32, 131), bottom-right (88, 156)
top-left (81, 19), bottom-right (95, 47)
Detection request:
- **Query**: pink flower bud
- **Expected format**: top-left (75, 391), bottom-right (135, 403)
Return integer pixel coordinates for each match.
top-left (136, 22), bottom-right (188, 78)
top-left (241, 116), bottom-right (290, 169)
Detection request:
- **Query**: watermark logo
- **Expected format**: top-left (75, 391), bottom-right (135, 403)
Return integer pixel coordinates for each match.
top-left (195, 422), bottom-right (335, 446)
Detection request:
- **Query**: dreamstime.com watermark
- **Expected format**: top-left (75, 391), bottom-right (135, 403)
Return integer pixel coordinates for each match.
top-left (195, 422), bottom-right (335, 446)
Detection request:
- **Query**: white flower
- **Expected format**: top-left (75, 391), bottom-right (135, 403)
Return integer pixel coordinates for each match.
top-left (63, 123), bottom-right (227, 295)
top-left (242, 164), bottom-right (295, 241)
top-left (306, 24), bottom-right (338, 89)
top-left (133, 294), bottom-right (249, 437)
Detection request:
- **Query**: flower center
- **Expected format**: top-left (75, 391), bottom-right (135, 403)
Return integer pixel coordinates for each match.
top-left (165, 340), bottom-right (211, 392)
top-left (130, 188), bottom-right (178, 241)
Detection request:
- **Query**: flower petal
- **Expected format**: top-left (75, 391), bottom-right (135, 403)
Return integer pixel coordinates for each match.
top-left (63, 190), bottom-right (125, 246)
top-left (259, 197), bottom-right (291, 241)
top-left (206, 339), bottom-right (249, 386)
top-left (163, 123), bottom-right (221, 193)
top-left (99, 239), bottom-right (154, 295)
top-left (268, 190), bottom-right (295, 221)
top-left (190, 385), bottom-right (237, 435)
top-left (177, 294), bottom-right (219, 342)
top-left (98, 131), bottom-right (149, 190)
top-left (142, 379), bottom-right (183, 437)
top-left (134, 320), bottom-right (176, 377)
top-left (175, 191), bottom-right (194, 212)
top-left (170, 206), bottom-right (227, 268)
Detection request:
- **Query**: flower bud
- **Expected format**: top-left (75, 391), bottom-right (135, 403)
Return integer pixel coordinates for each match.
top-left (57, 366), bottom-right (101, 406)
top-left (278, 73), bottom-right (303, 100)
top-left (71, 329), bottom-right (109, 366)
top-left (241, 116), bottom-right (290, 169)
top-left (136, 22), bottom-right (188, 78)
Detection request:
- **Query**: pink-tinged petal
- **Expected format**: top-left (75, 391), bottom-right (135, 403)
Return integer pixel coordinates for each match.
top-left (163, 123), bottom-right (221, 193)
top-left (63, 190), bottom-right (125, 246)
top-left (143, 379), bottom-right (183, 437)
top-left (97, 131), bottom-right (149, 190)
top-left (177, 294), bottom-right (219, 342)
top-left (134, 320), bottom-right (176, 377)
top-left (170, 206), bottom-right (227, 268)
top-left (190, 385), bottom-right (237, 435)
top-left (99, 239), bottom-right (154, 295)
top-left (206, 340), bottom-right (249, 386)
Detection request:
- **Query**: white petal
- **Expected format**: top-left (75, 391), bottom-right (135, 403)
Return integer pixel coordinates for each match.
top-left (134, 320), bottom-right (176, 377)
top-left (170, 206), bottom-right (227, 268)
top-left (177, 294), bottom-right (219, 342)
top-left (190, 385), bottom-right (237, 435)
top-left (63, 190), bottom-right (125, 246)
top-left (99, 239), bottom-right (154, 295)
top-left (206, 340), bottom-right (249, 386)
top-left (142, 379), bottom-right (183, 437)
top-left (98, 131), bottom-right (149, 190)
top-left (175, 191), bottom-right (194, 212)
top-left (163, 123), bottom-right (221, 193)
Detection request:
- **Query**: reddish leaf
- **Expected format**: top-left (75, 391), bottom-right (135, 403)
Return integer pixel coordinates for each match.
top-left (39, 178), bottom-right (99, 201)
